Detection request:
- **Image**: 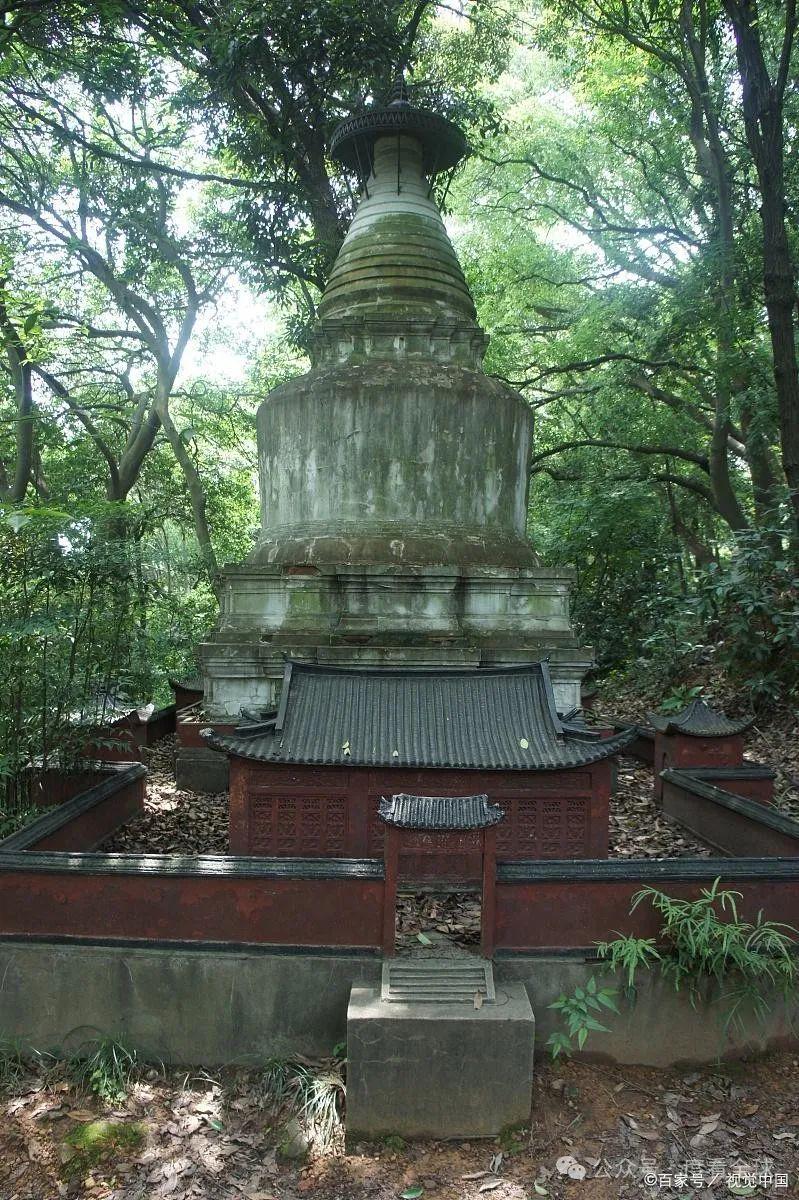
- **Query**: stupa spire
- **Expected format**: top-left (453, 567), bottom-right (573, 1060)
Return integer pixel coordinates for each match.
top-left (317, 78), bottom-right (478, 340)
top-left (386, 70), bottom-right (410, 107)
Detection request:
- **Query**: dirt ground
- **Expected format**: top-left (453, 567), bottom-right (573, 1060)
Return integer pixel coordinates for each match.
top-left (2, 1052), bottom-right (798, 1200)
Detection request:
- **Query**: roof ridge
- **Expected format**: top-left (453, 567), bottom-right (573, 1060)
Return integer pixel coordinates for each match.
top-left (284, 659), bottom-right (546, 678)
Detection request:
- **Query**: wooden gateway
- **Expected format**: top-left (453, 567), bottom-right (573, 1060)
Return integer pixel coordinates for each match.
top-left (204, 659), bottom-right (635, 882)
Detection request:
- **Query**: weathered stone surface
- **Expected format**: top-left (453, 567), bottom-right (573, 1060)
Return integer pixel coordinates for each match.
top-left (252, 362), bottom-right (534, 570)
top-left (197, 563), bottom-right (591, 725)
top-left (0, 942), bottom-right (380, 1065)
top-left (4, 943), bottom-right (798, 1069)
top-left (251, 134), bottom-right (535, 574)
top-left (195, 109), bottom-right (593, 733)
top-left (175, 746), bottom-right (229, 793)
top-left (345, 982), bottom-right (535, 1140)
top-left (277, 1117), bottom-right (310, 1161)
top-left (318, 136), bottom-right (477, 330)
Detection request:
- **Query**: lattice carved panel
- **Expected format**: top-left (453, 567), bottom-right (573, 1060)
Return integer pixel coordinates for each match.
top-left (495, 795), bottom-right (591, 858)
top-left (249, 793), bottom-right (348, 856)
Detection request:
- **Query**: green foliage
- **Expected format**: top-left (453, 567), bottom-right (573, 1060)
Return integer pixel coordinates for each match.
top-left (694, 529), bottom-right (799, 702)
top-left (0, 801), bottom-right (55, 840)
top-left (453, 6), bottom-right (799, 693)
top-left (595, 934), bottom-right (660, 990)
top-left (545, 975), bottom-right (619, 1058)
top-left (0, 1036), bottom-right (31, 1091)
top-left (549, 880), bottom-right (798, 1057)
top-left (628, 878), bottom-right (798, 1031)
top-left (0, 0), bottom-right (795, 732)
top-left (0, 501), bottom-right (217, 817)
top-left (69, 1035), bottom-right (141, 1103)
top-left (659, 684), bottom-right (703, 714)
top-left (382, 1133), bottom-right (408, 1152)
top-left (628, 526), bottom-right (799, 702)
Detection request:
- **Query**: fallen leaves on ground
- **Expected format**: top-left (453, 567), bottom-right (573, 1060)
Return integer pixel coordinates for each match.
top-left (395, 892), bottom-right (482, 951)
top-left (608, 758), bottom-right (711, 859)
top-left (102, 739), bottom-right (723, 866)
top-left (594, 672), bottom-right (799, 817)
top-left (102, 737), bottom-right (228, 856)
top-left (4, 1054), bottom-right (799, 1199)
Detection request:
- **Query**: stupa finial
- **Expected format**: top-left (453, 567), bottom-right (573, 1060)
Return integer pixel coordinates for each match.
top-left (329, 77), bottom-right (466, 179)
top-left (387, 70), bottom-right (411, 108)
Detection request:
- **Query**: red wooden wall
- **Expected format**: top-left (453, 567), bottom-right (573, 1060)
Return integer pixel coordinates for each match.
top-left (229, 759), bottom-right (612, 879)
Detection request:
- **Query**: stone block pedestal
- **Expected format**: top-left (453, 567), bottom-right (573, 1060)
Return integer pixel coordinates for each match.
top-left (345, 981), bottom-right (534, 1141)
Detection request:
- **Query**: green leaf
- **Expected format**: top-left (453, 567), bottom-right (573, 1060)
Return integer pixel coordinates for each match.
top-left (400, 1187), bottom-right (424, 1199)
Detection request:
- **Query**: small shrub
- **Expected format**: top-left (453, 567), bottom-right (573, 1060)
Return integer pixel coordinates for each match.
top-left (696, 527), bottom-right (799, 701)
top-left (0, 1036), bottom-right (30, 1090)
top-left (260, 1055), bottom-right (345, 1150)
top-left (547, 880), bottom-right (798, 1057)
top-left (382, 1133), bottom-right (407, 1153)
top-left (545, 975), bottom-right (619, 1058)
top-left (0, 801), bottom-right (58, 840)
top-left (658, 684), bottom-right (703, 714)
top-left (69, 1035), bottom-right (141, 1103)
top-left (595, 934), bottom-right (661, 990)
top-left (627, 878), bottom-right (798, 1030)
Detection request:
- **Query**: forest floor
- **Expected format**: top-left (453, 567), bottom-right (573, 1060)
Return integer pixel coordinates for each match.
top-left (2, 1048), bottom-right (798, 1200)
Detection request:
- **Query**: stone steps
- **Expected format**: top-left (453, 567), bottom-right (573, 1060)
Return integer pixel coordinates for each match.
top-left (381, 958), bottom-right (495, 1004)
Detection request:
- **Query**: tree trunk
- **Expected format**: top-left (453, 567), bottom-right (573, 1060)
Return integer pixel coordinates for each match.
top-left (739, 397), bottom-right (782, 521)
top-left (0, 295), bottom-right (33, 502)
top-left (724, 0), bottom-right (799, 537)
top-left (156, 395), bottom-right (218, 578)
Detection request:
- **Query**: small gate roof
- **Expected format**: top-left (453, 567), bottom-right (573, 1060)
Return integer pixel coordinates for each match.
top-left (647, 697), bottom-right (754, 738)
top-left (378, 793), bottom-right (505, 830)
top-left (203, 660), bottom-right (636, 771)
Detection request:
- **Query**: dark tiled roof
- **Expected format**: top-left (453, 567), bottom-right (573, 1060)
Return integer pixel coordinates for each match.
top-left (378, 793), bottom-right (505, 830)
top-left (169, 677), bottom-right (204, 694)
top-left (647, 698), bottom-right (754, 738)
top-left (203, 660), bottom-right (637, 770)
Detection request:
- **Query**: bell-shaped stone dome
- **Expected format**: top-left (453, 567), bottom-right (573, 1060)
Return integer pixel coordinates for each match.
top-left (250, 88), bottom-right (536, 570)
top-left (318, 134), bottom-right (477, 328)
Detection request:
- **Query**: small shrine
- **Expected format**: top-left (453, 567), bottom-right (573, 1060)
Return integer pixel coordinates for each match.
top-left (206, 658), bottom-right (633, 880)
top-left (648, 697), bottom-right (754, 799)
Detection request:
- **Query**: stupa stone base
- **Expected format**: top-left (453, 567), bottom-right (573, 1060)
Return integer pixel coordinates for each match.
top-left (199, 562), bottom-right (591, 719)
top-left (345, 980), bottom-right (535, 1141)
top-left (179, 561), bottom-right (591, 791)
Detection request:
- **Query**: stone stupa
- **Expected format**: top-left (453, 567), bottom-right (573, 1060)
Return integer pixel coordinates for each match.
top-left (182, 79), bottom-right (591, 789)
